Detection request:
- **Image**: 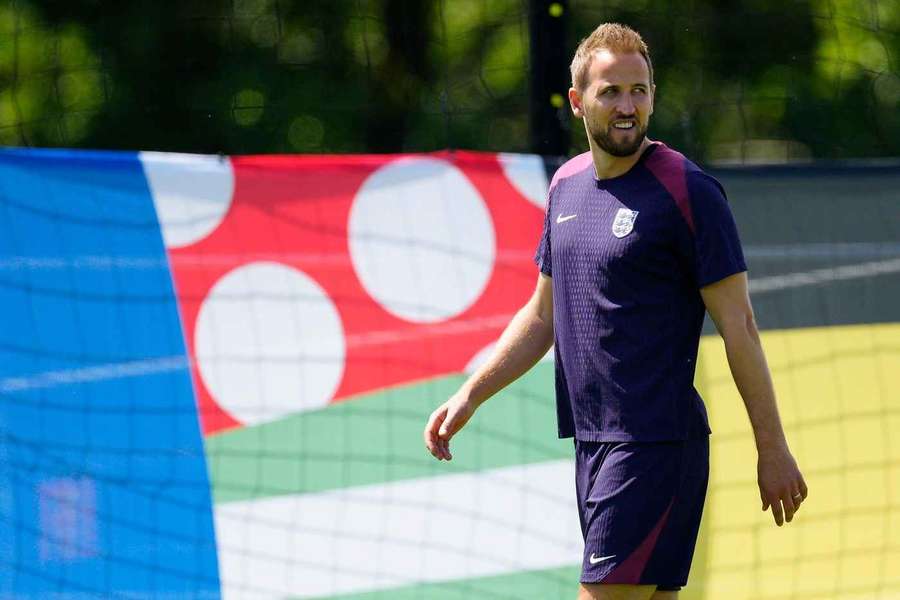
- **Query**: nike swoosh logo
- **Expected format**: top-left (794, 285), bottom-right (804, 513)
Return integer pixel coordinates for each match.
top-left (589, 553), bottom-right (616, 564)
top-left (556, 214), bottom-right (577, 223)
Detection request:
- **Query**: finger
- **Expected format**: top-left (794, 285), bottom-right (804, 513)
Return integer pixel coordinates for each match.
top-left (769, 495), bottom-right (784, 526)
top-left (434, 431), bottom-right (450, 460)
top-left (782, 494), bottom-right (797, 523)
top-left (437, 410), bottom-right (456, 461)
top-left (424, 417), bottom-right (436, 455)
top-left (439, 404), bottom-right (466, 441)
top-left (424, 408), bottom-right (441, 452)
top-left (436, 433), bottom-right (450, 460)
top-left (424, 407), bottom-right (447, 458)
top-left (427, 406), bottom-right (445, 435)
top-left (438, 408), bottom-right (457, 439)
top-left (799, 475), bottom-right (809, 500)
top-left (441, 438), bottom-right (453, 461)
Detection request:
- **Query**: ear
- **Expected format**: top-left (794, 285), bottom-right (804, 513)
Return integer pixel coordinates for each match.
top-left (568, 87), bottom-right (584, 118)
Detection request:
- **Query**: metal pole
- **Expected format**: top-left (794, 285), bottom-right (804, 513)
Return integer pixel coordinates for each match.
top-left (528, 0), bottom-right (570, 156)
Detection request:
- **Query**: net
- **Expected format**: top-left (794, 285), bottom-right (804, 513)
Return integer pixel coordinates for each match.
top-left (0, 1), bottom-right (899, 599)
top-left (0, 1), bottom-right (898, 159)
top-left (2, 147), bottom-right (899, 600)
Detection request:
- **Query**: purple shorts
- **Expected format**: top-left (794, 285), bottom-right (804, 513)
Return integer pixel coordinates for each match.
top-left (575, 436), bottom-right (709, 590)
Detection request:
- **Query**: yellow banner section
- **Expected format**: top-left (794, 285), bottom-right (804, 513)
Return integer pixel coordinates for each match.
top-left (691, 322), bottom-right (900, 600)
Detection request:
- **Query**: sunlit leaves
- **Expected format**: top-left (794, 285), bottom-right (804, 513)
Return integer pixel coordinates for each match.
top-left (0, 7), bottom-right (101, 145)
top-left (1, 0), bottom-right (897, 158)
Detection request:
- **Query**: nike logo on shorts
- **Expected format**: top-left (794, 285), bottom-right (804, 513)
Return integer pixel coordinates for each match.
top-left (589, 553), bottom-right (616, 564)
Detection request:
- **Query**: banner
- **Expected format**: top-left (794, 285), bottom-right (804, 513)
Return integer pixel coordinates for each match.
top-left (1, 147), bottom-right (898, 599)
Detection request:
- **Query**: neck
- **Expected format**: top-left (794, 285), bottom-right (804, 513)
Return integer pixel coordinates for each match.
top-left (588, 136), bottom-right (652, 180)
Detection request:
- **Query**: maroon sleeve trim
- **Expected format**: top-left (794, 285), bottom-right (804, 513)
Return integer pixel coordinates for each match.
top-left (644, 145), bottom-right (694, 234)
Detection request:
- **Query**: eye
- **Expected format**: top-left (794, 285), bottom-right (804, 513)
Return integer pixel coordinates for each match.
top-left (600, 88), bottom-right (617, 97)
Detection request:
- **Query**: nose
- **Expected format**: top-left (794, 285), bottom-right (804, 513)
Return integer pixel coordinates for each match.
top-left (617, 93), bottom-right (635, 116)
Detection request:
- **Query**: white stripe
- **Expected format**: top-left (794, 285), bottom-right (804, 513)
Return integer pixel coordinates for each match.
top-left (0, 356), bottom-right (189, 393)
top-left (0, 251), bottom-right (537, 271)
top-left (750, 257), bottom-right (900, 294)
top-left (0, 255), bottom-right (169, 271)
top-left (214, 460), bottom-right (581, 599)
top-left (3, 243), bottom-right (898, 272)
top-left (2, 255), bottom-right (896, 394)
top-left (743, 242), bottom-right (900, 259)
top-left (2, 254), bottom-right (896, 395)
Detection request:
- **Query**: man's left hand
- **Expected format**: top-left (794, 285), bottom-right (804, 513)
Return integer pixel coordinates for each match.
top-left (758, 446), bottom-right (808, 526)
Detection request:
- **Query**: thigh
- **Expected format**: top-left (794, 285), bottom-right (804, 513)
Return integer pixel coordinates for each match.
top-left (578, 583), bottom-right (656, 600)
top-left (575, 438), bottom-right (709, 590)
top-left (650, 591), bottom-right (679, 600)
top-left (640, 436), bottom-right (709, 589)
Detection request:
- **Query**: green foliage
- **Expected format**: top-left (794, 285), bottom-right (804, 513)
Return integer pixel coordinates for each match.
top-left (0, 0), bottom-right (897, 159)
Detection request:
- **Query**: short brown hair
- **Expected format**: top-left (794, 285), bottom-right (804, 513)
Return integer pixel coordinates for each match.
top-left (570, 23), bottom-right (653, 91)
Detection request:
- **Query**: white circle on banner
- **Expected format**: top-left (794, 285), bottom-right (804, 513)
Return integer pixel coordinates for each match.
top-left (140, 151), bottom-right (234, 249)
top-left (498, 153), bottom-right (549, 208)
top-left (348, 157), bottom-right (495, 322)
top-left (464, 341), bottom-right (554, 374)
top-left (195, 262), bottom-right (345, 425)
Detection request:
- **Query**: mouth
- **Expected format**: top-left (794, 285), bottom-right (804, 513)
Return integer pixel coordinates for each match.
top-left (611, 119), bottom-right (636, 131)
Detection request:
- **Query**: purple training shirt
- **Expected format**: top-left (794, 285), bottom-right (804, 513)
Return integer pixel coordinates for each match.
top-left (534, 142), bottom-right (747, 441)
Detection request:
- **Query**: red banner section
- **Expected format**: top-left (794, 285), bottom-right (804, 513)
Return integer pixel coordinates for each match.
top-left (163, 151), bottom-right (549, 435)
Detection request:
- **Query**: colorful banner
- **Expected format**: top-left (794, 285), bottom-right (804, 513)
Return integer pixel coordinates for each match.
top-left (1, 147), bottom-right (898, 599)
top-left (0, 149), bottom-right (220, 598)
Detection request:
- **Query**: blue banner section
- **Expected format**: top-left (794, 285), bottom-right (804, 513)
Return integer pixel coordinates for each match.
top-left (0, 149), bottom-right (220, 598)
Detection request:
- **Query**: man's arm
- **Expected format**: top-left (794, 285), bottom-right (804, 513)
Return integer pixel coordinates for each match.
top-left (423, 273), bottom-right (554, 461)
top-left (700, 271), bottom-right (808, 526)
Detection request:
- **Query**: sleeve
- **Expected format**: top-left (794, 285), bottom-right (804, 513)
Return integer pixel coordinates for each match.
top-left (533, 189), bottom-right (553, 276)
top-left (680, 172), bottom-right (747, 288)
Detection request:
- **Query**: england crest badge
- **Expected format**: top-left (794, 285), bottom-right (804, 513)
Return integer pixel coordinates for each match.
top-left (611, 208), bottom-right (639, 238)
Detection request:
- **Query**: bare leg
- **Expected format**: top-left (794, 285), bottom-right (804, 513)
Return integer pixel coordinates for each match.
top-left (578, 583), bottom-right (657, 600)
top-left (650, 591), bottom-right (678, 600)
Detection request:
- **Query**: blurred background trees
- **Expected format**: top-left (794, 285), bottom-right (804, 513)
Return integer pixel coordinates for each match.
top-left (0, 0), bottom-right (897, 161)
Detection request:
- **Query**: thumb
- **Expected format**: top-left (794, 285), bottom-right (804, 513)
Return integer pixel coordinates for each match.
top-left (439, 406), bottom-right (462, 438)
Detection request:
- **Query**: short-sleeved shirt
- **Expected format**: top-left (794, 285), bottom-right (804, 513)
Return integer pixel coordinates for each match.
top-left (534, 141), bottom-right (747, 441)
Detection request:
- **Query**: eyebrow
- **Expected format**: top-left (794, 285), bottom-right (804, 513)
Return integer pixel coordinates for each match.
top-left (598, 83), bottom-right (648, 92)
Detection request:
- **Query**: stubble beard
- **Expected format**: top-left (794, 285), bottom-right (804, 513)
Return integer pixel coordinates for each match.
top-left (588, 118), bottom-right (648, 158)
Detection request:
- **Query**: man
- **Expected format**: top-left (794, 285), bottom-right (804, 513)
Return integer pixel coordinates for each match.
top-left (423, 23), bottom-right (807, 600)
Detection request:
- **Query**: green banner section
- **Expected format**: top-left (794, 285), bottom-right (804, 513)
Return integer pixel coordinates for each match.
top-left (303, 564), bottom-right (581, 600)
top-left (206, 362), bottom-right (569, 504)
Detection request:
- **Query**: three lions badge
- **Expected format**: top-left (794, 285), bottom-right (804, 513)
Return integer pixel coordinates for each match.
top-left (611, 208), bottom-right (639, 238)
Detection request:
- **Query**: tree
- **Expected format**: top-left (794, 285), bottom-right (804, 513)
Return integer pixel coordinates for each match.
top-left (1, 0), bottom-right (897, 159)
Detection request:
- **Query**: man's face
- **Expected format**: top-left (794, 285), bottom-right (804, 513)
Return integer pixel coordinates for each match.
top-left (570, 50), bottom-right (654, 157)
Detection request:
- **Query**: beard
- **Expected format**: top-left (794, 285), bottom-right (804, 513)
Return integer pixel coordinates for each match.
top-left (587, 118), bottom-right (648, 157)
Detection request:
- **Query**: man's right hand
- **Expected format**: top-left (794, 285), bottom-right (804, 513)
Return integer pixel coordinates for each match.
top-left (423, 392), bottom-right (478, 461)
top-left (423, 273), bottom-right (554, 462)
